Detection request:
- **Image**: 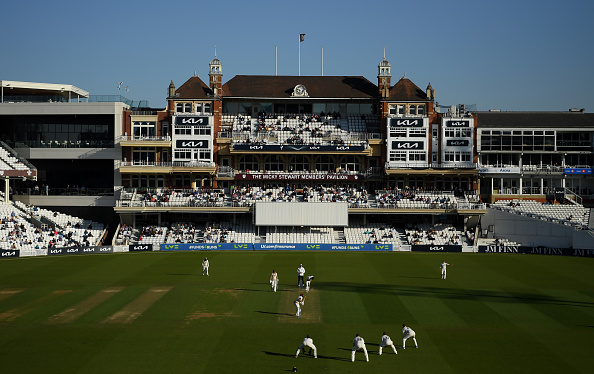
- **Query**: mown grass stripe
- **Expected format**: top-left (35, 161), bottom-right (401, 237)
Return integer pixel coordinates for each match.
top-left (47, 287), bottom-right (123, 324)
top-left (0, 290), bottom-right (71, 322)
top-left (102, 287), bottom-right (171, 324)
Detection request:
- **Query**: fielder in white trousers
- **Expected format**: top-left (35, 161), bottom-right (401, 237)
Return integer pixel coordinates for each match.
top-left (351, 334), bottom-right (369, 362)
top-left (440, 261), bottom-right (451, 279)
top-left (270, 270), bottom-right (279, 292)
top-left (202, 258), bottom-right (209, 276)
top-left (295, 335), bottom-right (317, 358)
top-left (378, 332), bottom-right (397, 355)
top-left (305, 275), bottom-right (314, 292)
top-left (402, 324), bottom-right (418, 349)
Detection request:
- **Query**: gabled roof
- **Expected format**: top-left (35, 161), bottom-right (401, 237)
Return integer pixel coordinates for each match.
top-left (222, 75), bottom-right (377, 99)
top-left (387, 77), bottom-right (429, 102)
top-left (174, 76), bottom-right (213, 100)
top-left (475, 111), bottom-right (594, 128)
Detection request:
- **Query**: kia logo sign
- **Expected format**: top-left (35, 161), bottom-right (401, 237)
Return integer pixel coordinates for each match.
top-left (446, 140), bottom-right (469, 147)
top-left (389, 118), bottom-right (424, 127)
top-left (446, 120), bottom-right (470, 127)
top-left (392, 141), bottom-right (424, 149)
top-left (175, 140), bottom-right (209, 149)
top-left (174, 116), bottom-right (208, 125)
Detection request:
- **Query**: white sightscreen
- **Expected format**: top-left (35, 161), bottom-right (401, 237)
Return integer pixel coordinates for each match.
top-left (255, 202), bottom-right (348, 226)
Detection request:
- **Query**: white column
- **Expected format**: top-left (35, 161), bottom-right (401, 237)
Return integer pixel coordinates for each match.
top-left (4, 177), bottom-right (9, 203)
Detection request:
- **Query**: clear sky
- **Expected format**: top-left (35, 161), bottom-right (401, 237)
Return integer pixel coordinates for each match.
top-left (2, 0), bottom-right (593, 111)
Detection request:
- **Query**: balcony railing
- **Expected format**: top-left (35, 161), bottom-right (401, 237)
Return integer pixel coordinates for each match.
top-left (120, 161), bottom-right (215, 168)
top-left (385, 162), bottom-right (478, 170)
top-left (118, 135), bottom-right (171, 142)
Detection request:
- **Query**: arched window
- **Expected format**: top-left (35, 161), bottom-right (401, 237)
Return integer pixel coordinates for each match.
top-left (315, 155), bottom-right (335, 172)
top-left (265, 155), bottom-right (285, 171)
top-left (289, 155), bottom-right (309, 172)
top-left (239, 155), bottom-right (259, 171)
top-left (340, 156), bottom-right (360, 172)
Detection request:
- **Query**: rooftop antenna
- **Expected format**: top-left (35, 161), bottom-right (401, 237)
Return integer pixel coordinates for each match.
top-left (321, 45), bottom-right (324, 76)
top-left (116, 81), bottom-right (123, 96)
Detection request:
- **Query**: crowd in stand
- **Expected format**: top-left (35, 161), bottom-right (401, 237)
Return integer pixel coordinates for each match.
top-left (121, 186), bottom-right (476, 210)
top-left (404, 223), bottom-right (467, 245)
top-left (230, 185), bottom-right (369, 206)
top-left (0, 203), bottom-right (103, 252)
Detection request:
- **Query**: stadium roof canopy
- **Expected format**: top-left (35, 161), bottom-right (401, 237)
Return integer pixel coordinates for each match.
top-left (0, 80), bottom-right (89, 102)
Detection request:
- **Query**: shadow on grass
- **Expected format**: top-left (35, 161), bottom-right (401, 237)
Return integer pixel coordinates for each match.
top-left (233, 287), bottom-right (270, 293)
top-left (256, 310), bottom-right (294, 317)
top-left (314, 281), bottom-right (594, 308)
top-left (263, 351), bottom-right (350, 362)
top-left (263, 351), bottom-right (295, 358)
top-left (397, 275), bottom-right (437, 280)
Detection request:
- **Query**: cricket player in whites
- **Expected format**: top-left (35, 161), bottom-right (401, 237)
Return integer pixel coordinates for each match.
top-left (297, 264), bottom-right (305, 289)
top-left (270, 269), bottom-right (279, 292)
top-left (402, 324), bottom-right (418, 349)
top-left (295, 334), bottom-right (317, 358)
top-left (378, 332), bottom-right (397, 355)
top-left (305, 275), bottom-right (314, 292)
top-left (202, 257), bottom-right (209, 276)
top-left (351, 333), bottom-right (369, 362)
top-left (294, 293), bottom-right (305, 318)
top-left (440, 260), bottom-right (451, 279)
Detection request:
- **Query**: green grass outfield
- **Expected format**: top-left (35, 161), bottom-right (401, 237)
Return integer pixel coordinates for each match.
top-left (0, 251), bottom-right (593, 373)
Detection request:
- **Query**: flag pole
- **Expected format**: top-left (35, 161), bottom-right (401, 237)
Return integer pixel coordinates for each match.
top-left (298, 34), bottom-right (301, 76)
top-left (321, 45), bottom-right (324, 76)
top-left (275, 45), bottom-right (277, 76)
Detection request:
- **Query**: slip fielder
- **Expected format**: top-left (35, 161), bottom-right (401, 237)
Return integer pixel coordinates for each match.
top-left (294, 334), bottom-right (317, 358)
top-left (402, 324), bottom-right (418, 349)
top-left (351, 333), bottom-right (369, 362)
top-left (378, 332), bottom-right (397, 355)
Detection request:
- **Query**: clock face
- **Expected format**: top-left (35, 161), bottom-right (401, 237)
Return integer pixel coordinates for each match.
top-left (294, 85), bottom-right (306, 96)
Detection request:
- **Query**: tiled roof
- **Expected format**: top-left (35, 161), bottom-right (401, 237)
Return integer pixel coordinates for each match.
top-left (174, 76), bottom-right (213, 99)
top-left (222, 75), bottom-right (377, 99)
top-left (476, 111), bottom-right (594, 128)
top-left (387, 77), bottom-right (429, 102)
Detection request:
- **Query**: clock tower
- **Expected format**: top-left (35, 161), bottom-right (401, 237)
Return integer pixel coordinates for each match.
top-left (378, 53), bottom-right (391, 99)
top-left (209, 51), bottom-right (222, 97)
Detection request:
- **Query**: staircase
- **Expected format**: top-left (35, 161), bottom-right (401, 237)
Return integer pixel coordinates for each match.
top-left (334, 228), bottom-right (346, 244)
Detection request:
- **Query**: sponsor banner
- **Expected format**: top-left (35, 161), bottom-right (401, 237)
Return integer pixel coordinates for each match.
top-left (0, 169), bottom-right (37, 178)
top-left (175, 140), bottom-right (209, 149)
top-left (0, 249), bottom-right (20, 258)
top-left (478, 167), bottom-right (521, 174)
top-left (388, 118), bottom-right (424, 127)
top-left (160, 243), bottom-right (253, 251)
top-left (174, 116), bottom-right (209, 125)
top-left (391, 141), bottom-right (424, 150)
top-left (129, 244), bottom-right (153, 252)
top-left (47, 246), bottom-right (113, 256)
top-left (255, 243), bottom-right (392, 251)
top-left (235, 173), bottom-right (363, 181)
top-left (564, 168), bottom-right (592, 175)
top-left (477, 246), bottom-right (594, 257)
top-left (411, 245), bottom-right (462, 252)
top-left (477, 245), bottom-right (521, 254)
top-left (446, 139), bottom-right (470, 147)
top-left (233, 144), bottom-right (365, 152)
top-left (445, 120), bottom-right (470, 128)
